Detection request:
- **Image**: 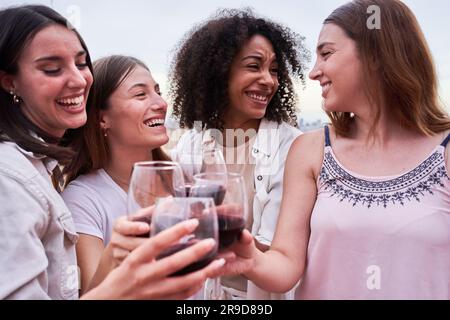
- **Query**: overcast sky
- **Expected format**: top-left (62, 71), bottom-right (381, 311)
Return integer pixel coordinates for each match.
top-left (2, 0), bottom-right (449, 120)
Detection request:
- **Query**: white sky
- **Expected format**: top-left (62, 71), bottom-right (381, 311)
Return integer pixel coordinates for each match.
top-left (2, 0), bottom-right (449, 121)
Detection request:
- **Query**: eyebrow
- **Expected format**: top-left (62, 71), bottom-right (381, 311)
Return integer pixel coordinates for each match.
top-left (316, 42), bottom-right (335, 52)
top-left (241, 54), bottom-right (277, 63)
top-left (129, 82), bottom-right (160, 91)
top-left (34, 50), bottom-right (86, 63)
top-left (128, 83), bottom-right (147, 92)
top-left (242, 55), bottom-right (262, 62)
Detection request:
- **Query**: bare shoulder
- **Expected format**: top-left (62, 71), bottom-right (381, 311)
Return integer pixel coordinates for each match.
top-left (287, 128), bottom-right (325, 178)
top-left (290, 128), bottom-right (325, 158)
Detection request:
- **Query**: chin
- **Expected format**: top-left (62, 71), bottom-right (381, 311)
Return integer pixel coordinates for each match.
top-left (65, 118), bottom-right (87, 130)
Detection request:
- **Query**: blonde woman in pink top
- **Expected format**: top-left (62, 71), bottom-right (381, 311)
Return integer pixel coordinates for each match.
top-left (231, 0), bottom-right (450, 299)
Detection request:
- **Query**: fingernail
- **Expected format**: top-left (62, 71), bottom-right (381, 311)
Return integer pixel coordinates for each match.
top-left (203, 238), bottom-right (216, 248)
top-left (139, 224), bottom-right (150, 232)
top-left (213, 258), bottom-right (226, 267)
top-left (185, 219), bottom-right (199, 230)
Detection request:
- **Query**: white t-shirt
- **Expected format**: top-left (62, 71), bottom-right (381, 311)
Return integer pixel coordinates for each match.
top-left (62, 169), bottom-right (127, 244)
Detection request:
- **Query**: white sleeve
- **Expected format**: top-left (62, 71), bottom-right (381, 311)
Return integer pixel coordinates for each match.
top-left (254, 126), bottom-right (302, 245)
top-left (0, 175), bottom-right (51, 299)
top-left (62, 183), bottom-right (104, 241)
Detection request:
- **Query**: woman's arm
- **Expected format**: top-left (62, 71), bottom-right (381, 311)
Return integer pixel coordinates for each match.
top-left (81, 219), bottom-right (226, 300)
top-left (0, 175), bottom-right (51, 299)
top-left (243, 131), bottom-right (324, 293)
top-left (75, 234), bottom-right (106, 295)
top-left (77, 216), bottom-right (151, 294)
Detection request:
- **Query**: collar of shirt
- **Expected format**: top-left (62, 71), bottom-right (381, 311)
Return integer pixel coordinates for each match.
top-left (12, 132), bottom-right (59, 175)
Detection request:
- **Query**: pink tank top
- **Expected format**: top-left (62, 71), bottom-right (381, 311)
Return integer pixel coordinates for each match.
top-left (296, 126), bottom-right (450, 299)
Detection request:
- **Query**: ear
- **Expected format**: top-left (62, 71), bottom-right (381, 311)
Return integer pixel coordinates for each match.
top-left (99, 110), bottom-right (111, 130)
top-left (0, 71), bottom-right (16, 94)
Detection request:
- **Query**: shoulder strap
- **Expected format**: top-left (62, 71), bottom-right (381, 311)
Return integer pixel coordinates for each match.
top-left (440, 132), bottom-right (450, 147)
top-left (324, 125), bottom-right (331, 147)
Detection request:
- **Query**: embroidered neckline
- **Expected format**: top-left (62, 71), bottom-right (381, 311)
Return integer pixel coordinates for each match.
top-left (319, 147), bottom-right (449, 208)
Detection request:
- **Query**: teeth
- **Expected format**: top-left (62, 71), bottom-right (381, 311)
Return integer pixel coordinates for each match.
top-left (56, 95), bottom-right (84, 106)
top-left (322, 83), bottom-right (331, 89)
top-left (144, 118), bottom-right (165, 127)
top-left (247, 93), bottom-right (268, 102)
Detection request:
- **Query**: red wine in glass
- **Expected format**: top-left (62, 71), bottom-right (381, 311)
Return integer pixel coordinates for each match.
top-left (218, 214), bottom-right (245, 249)
top-left (153, 212), bottom-right (217, 276)
top-left (157, 241), bottom-right (217, 276)
top-left (189, 184), bottom-right (226, 206)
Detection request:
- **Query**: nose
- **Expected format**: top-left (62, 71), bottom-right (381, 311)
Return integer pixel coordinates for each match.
top-left (258, 69), bottom-right (276, 87)
top-left (150, 94), bottom-right (168, 112)
top-left (309, 61), bottom-right (322, 81)
top-left (67, 65), bottom-right (88, 89)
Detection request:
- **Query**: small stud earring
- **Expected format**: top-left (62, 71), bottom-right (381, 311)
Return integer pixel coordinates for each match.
top-left (9, 90), bottom-right (20, 104)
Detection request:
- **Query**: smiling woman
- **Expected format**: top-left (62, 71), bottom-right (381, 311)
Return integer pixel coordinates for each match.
top-left (62, 55), bottom-right (173, 294)
top-left (170, 8), bottom-right (309, 300)
top-left (0, 6), bottom-right (228, 300)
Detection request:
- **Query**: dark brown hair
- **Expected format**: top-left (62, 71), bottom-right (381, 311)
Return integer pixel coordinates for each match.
top-left (0, 5), bottom-right (93, 164)
top-left (324, 0), bottom-right (450, 137)
top-left (64, 55), bottom-right (169, 183)
top-left (169, 8), bottom-right (310, 129)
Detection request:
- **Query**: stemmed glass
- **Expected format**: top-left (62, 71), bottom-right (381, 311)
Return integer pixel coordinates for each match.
top-left (191, 172), bottom-right (248, 299)
top-left (175, 147), bottom-right (227, 197)
top-left (151, 197), bottom-right (218, 276)
top-left (127, 161), bottom-right (185, 236)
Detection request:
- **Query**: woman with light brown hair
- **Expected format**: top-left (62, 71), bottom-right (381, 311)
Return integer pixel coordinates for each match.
top-left (230, 0), bottom-right (450, 299)
top-left (62, 55), bottom-right (227, 296)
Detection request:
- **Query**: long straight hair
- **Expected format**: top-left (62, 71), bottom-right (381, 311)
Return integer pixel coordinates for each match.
top-left (324, 0), bottom-right (450, 137)
top-left (0, 5), bottom-right (93, 164)
top-left (64, 55), bottom-right (170, 183)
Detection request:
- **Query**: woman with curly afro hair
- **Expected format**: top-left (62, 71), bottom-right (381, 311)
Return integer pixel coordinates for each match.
top-left (170, 8), bottom-right (309, 300)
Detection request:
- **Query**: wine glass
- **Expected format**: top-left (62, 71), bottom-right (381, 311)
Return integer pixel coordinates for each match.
top-left (192, 172), bottom-right (247, 299)
top-left (175, 147), bottom-right (227, 197)
top-left (151, 197), bottom-right (218, 276)
top-left (127, 161), bottom-right (185, 236)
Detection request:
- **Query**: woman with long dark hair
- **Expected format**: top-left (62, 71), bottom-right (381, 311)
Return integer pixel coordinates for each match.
top-left (0, 5), bottom-right (226, 299)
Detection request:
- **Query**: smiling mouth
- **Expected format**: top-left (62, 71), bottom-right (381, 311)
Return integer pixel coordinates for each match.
top-left (321, 82), bottom-right (332, 96)
top-left (246, 92), bottom-right (270, 103)
top-left (144, 118), bottom-right (165, 128)
top-left (56, 95), bottom-right (84, 109)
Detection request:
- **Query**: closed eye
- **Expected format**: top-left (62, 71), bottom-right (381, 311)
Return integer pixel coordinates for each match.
top-left (76, 63), bottom-right (88, 70)
top-left (43, 69), bottom-right (61, 75)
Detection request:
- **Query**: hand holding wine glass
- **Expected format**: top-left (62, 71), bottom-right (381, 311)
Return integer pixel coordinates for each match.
top-left (192, 172), bottom-right (248, 299)
top-left (127, 161), bottom-right (185, 236)
top-left (151, 197), bottom-right (219, 277)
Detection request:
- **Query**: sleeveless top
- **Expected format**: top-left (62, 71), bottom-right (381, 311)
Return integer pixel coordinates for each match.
top-left (295, 126), bottom-right (450, 299)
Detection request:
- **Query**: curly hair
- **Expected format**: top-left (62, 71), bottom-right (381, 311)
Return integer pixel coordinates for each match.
top-left (169, 8), bottom-right (309, 129)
